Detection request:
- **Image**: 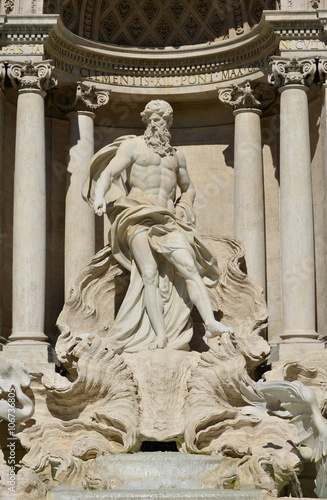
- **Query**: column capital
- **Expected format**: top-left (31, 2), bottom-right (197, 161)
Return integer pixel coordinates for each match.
top-left (317, 58), bottom-right (327, 83)
top-left (269, 56), bottom-right (316, 88)
top-left (7, 60), bottom-right (57, 93)
top-left (218, 80), bottom-right (275, 112)
top-left (53, 83), bottom-right (110, 114)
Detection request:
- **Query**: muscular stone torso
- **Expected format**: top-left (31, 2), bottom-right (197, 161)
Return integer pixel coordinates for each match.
top-left (126, 137), bottom-right (178, 212)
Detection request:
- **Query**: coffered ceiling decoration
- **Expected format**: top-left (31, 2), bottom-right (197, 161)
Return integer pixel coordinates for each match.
top-left (44, 0), bottom-right (278, 48)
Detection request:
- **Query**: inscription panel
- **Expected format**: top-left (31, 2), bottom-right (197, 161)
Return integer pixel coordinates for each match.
top-left (279, 39), bottom-right (327, 51)
top-left (1, 44), bottom-right (44, 55)
top-left (52, 56), bottom-right (269, 89)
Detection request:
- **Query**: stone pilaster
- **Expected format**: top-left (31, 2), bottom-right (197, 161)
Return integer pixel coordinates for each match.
top-left (4, 60), bottom-right (57, 370)
top-left (0, 63), bottom-right (6, 347)
top-left (54, 84), bottom-right (110, 299)
top-left (218, 81), bottom-right (275, 294)
top-left (269, 56), bottom-right (322, 359)
top-left (318, 58), bottom-right (327, 345)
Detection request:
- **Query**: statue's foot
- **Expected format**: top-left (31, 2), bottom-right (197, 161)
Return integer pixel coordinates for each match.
top-left (205, 320), bottom-right (234, 339)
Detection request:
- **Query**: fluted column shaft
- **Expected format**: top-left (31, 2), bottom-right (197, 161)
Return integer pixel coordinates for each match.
top-left (233, 107), bottom-right (266, 292)
top-left (65, 110), bottom-right (95, 299)
top-left (270, 57), bottom-right (318, 342)
top-left (7, 61), bottom-right (56, 343)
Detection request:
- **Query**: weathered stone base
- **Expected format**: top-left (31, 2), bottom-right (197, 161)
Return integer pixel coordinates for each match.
top-left (3, 342), bottom-right (57, 373)
top-left (278, 339), bottom-right (326, 362)
top-left (47, 489), bottom-right (267, 500)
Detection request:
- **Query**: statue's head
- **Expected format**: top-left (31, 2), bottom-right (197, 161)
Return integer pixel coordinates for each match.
top-left (141, 100), bottom-right (173, 129)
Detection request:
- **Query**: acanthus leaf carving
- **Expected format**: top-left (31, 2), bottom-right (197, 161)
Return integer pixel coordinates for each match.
top-left (269, 56), bottom-right (316, 88)
top-left (218, 80), bottom-right (276, 111)
top-left (53, 82), bottom-right (110, 113)
top-left (7, 60), bottom-right (57, 92)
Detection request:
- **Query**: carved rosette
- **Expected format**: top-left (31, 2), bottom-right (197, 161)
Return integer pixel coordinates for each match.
top-left (7, 60), bottom-right (57, 93)
top-left (269, 56), bottom-right (316, 88)
top-left (53, 83), bottom-right (110, 113)
top-left (218, 80), bottom-right (275, 111)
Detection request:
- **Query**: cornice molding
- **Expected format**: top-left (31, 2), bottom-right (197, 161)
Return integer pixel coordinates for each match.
top-left (45, 15), bottom-right (276, 78)
top-left (264, 10), bottom-right (326, 39)
top-left (1, 11), bottom-right (327, 98)
top-left (0, 14), bottom-right (58, 44)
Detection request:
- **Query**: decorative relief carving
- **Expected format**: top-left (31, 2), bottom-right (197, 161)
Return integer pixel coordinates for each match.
top-left (155, 17), bottom-right (173, 42)
top-left (127, 15), bottom-right (146, 41)
top-left (4, 0), bottom-right (15, 14)
top-left (142, 0), bottom-right (159, 22)
top-left (194, 0), bottom-right (210, 20)
top-left (44, 0), bottom-right (277, 48)
top-left (117, 0), bottom-right (132, 20)
top-left (53, 82), bottom-right (110, 112)
top-left (208, 12), bottom-right (226, 39)
top-left (183, 15), bottom-right (200, 40)
top-left (218, 80), bottom-right (276, 111)
top-left (168, 0), bottom-right (185, 22)
top-left (62, 0), bottom-right (77, 32)
top-left (233, 0), bottom-right (244, 35)
top-left (102, 12), bottom-right (119, 39)
top-left (7, 60), bottom-right (57, 92)
top-left (83, 0), bottom-right (96, 39)
top-left (269, 56), bottom-right (316, 87)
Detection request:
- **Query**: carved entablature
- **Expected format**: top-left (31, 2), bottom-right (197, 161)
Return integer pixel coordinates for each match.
top-left (53, 83), bottom-right (110, 113)
top-left (269, 56), bottom-right (316, 87)
top-left (218, 80), bottom-right (276, 111)
top-left (0, 14), bottom-right (58, 45)
top-left (7, 60), bottom-right (57, 92)
top-left (45, 16), bottom-right (276, 80)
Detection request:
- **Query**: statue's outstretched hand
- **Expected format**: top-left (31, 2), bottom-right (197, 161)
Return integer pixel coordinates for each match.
top-left (93, 196), bottom-right (106, 216)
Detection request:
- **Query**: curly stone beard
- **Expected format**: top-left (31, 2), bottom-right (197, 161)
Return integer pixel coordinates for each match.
top-left (144, 122), bottom-right (174, 156)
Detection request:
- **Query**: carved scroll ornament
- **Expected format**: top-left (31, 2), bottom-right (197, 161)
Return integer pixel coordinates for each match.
top-left (7, 60), bottom-right (57, 92)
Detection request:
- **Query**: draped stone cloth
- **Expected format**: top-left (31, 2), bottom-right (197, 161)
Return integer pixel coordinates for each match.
top-left (77, 136), bottom-right (219, 353)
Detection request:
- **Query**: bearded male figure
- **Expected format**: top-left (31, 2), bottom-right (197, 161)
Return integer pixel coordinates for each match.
top-left (82, 100), bottom-right (233, 352)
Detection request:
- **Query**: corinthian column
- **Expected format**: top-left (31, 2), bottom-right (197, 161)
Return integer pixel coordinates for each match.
top-left (218, 81), bottom-right (275, 293)
top-left (54, 84), bottom-right (110, 299)
top-left (5, 61), bottom-right (56, 364)
top-left (269, 57), bottom-right (320, 357)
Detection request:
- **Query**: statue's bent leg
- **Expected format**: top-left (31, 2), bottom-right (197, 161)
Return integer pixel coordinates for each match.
top-left (130, 231), bottom-right (167, 348)
top-left (168, 249), bottom-right (234, 338)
